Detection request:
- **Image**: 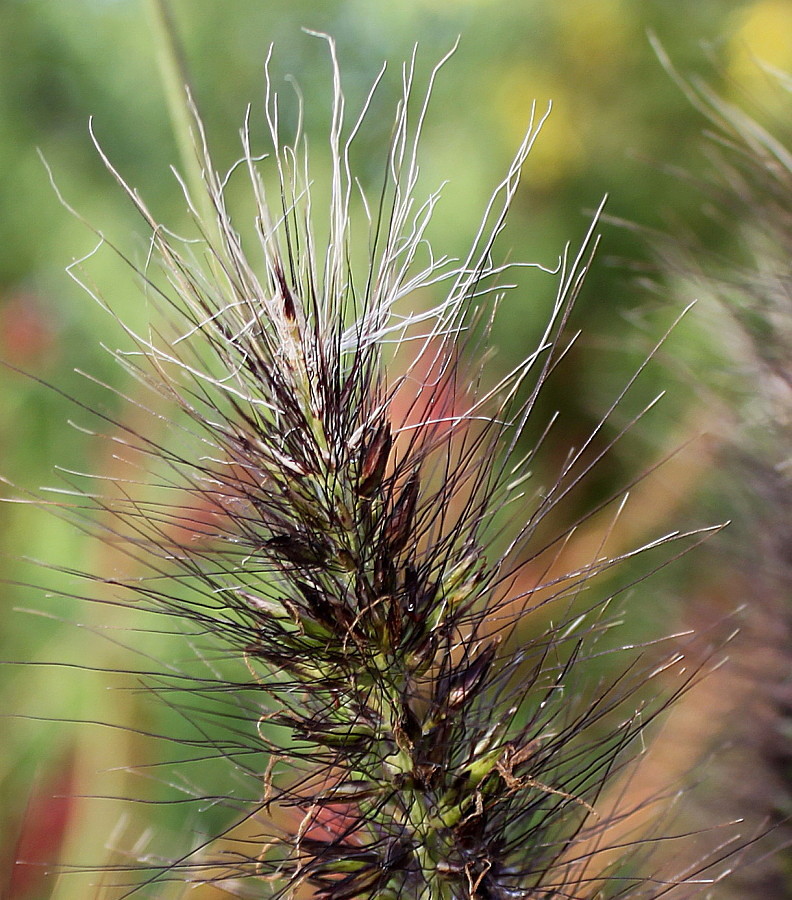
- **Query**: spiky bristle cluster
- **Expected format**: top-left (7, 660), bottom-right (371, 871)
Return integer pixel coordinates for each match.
top-left (43, 37), bottom-right (737, 900)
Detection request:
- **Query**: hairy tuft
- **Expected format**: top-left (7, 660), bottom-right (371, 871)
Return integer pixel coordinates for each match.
top-left (17, 36), bottom-right (746, 900)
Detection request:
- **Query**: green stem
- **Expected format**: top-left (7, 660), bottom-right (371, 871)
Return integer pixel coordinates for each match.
top-left (143, 0), bottom-right (214, 228)
top-left (363, 661), bottom-right (460, 897)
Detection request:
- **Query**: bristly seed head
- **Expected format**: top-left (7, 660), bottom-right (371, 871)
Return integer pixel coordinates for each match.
top-left (41, 33), bottom-right (742, 900)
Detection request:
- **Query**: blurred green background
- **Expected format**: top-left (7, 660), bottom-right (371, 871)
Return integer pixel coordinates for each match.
top-left (3, 1), bottom-right (792, 897)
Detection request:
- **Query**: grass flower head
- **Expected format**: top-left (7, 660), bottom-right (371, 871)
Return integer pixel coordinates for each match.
top-left (27, 34), bottom-right (741, 900)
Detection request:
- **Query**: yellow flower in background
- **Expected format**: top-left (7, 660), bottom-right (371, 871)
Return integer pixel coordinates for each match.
top-left (490, 1), bottom-right (639, 191)
top-left (727, 0), bottom-right (792, 95)
top-left (493, 66), bottom-right (583, 190)
top-left (553, 0), bottom-right (637, 78)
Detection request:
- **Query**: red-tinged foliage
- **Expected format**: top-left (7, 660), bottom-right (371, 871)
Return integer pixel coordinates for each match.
top-left (0, 292), bottom-right (58, 369)
top-left (7, 756), bottom-right (76, 900)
